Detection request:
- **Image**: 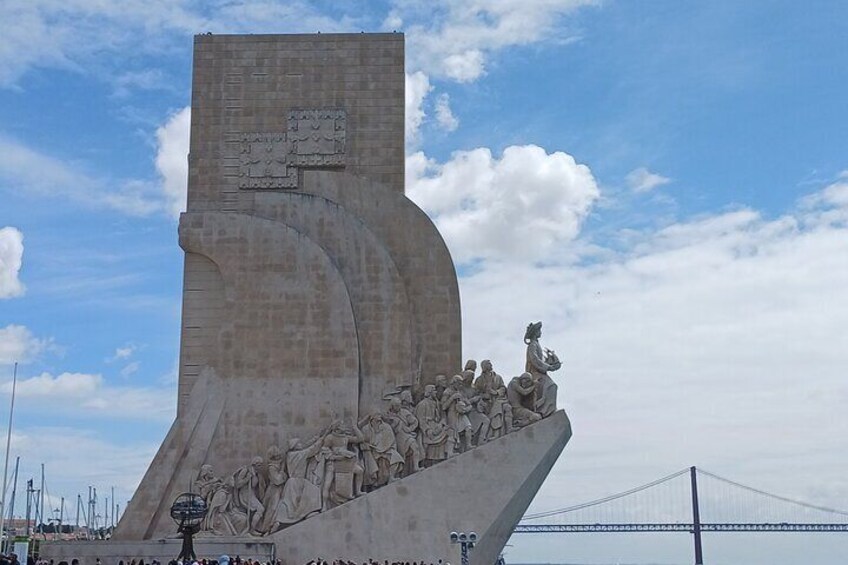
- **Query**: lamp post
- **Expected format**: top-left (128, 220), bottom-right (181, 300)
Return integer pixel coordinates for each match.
top-left (449, 531), bottom-right (477, 565)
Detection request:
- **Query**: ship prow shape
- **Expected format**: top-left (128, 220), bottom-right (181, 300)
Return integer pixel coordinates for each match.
top-left (267, 410), bottom-right (572, 565)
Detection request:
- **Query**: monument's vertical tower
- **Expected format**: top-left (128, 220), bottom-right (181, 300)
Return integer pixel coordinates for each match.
top-left (178, 33), bottom-right (462, 419)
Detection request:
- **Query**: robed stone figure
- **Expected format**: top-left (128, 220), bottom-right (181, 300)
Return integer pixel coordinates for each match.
top-left (524, 321), bottom-right (561, 418)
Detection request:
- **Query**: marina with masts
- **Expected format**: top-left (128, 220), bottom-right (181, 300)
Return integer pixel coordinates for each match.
top-left (0, 364), bottom-right (122, 556)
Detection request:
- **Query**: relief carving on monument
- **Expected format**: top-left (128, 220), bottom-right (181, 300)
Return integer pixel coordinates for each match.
top-left (194, 322), bottom-right (564, 537)
top-left (238, 109), bottom-right (346, 189)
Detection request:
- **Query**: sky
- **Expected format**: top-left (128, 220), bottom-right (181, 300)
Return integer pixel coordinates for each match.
top-left (1, 1), bottom-right (848, 563)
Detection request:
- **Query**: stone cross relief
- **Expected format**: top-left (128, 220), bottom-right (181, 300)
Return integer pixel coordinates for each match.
top-left (238, 109), bottom-right (346, 190)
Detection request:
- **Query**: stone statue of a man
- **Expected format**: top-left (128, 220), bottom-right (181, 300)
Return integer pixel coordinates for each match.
top-left (524, 321), bottom-right (561, 418)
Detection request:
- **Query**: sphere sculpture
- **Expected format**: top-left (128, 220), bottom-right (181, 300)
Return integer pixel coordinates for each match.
top-left (170, 492), bottom-right (207, 562)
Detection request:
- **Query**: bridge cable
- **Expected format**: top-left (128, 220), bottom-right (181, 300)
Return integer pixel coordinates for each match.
top-left (698, 468), bottom-right (848, 518)
top-left (522, 467), bottom-right (690, 520)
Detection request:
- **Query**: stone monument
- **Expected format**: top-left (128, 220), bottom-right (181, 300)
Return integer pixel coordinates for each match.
top-left (42, 33), bottom-right (571, 565)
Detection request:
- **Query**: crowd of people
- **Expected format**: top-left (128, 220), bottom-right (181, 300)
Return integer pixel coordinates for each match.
top-left (0, 552), bottom-right (22, 565)
top-left (196, 322), bottom-right (562, 538)
top-left (27, 556), bottom-right (453, 565)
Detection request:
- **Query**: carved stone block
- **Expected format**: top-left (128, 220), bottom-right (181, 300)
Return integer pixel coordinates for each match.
top-left (238, 133), bottom-right (296, 189)
top-left (237, 110), bottom-right (347, 190)
top-left (288, 109), bottom-right (347, 163)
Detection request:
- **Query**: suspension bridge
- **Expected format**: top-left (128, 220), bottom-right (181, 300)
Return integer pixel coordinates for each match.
top-left (514, 466), bottom-right (848, 564)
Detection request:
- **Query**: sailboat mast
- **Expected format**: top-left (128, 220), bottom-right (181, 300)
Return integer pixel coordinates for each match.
top-left (8, 456), bottom-right (19, 523)
top-left (39, 463), bottom-right (44, 534)
top-left (0, 362), bottom-right (19, 553)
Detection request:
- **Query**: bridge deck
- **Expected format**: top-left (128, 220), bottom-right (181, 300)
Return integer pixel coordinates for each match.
top-left (514, 523), bottom-right (848, 533)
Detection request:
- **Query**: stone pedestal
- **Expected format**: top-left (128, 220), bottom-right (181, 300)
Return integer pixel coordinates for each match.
top-left (42, 412), bottom-right (570, 565)
top-left (41, 539), bottom-right (274, 565)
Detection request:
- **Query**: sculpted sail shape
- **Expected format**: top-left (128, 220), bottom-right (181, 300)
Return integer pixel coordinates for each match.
top-left (41, 33), bottom-right (571, 565)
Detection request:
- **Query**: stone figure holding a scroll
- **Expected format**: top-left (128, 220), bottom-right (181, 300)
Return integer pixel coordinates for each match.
top-left (524, 321), bottom-right (561, 418)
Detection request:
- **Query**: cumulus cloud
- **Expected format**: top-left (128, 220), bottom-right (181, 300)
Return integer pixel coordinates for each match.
top-left (155, 106), bottom-right (191, 219)
top-left (0, 227), bottom-right (25, 298)
top-left (455, 177), bottom-right (848, 521)
top-left (0, 325), bottom-right (50, 365)
top-left (2, 371), bottom-right (174, 421)
top-left (399, 1), bottom-right (598, 82)
top-left (407, 145), bottom-right (600, 263)
top-left (11, 371), bottom-right (102, 397)
top-left (434, 93), bottom-right (459, 132)
top-left (405, 72), bottom-right (432, 144)
top-left (626, 166), bottom-right (672, 193)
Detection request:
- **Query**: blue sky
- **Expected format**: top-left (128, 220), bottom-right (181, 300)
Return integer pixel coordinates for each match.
top-left (1, 1), bottom-right (848, 563)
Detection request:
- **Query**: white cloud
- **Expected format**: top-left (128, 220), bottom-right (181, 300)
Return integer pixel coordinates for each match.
top-left (442, 49), bottom-right (486, 83)
top-left (0, 135), bottom-right (163, 216)
top-left (0, 325), bottom-right (50, 365)
top-left (7, 426), bottom-right (160, 507)
top-left (111, 68), bottom-right (170, 98)
top-left (111, 344), bottom-right (137, 361)
top-left (1, 0), bottom-right (597, 87)
top-left (155, 106), bottom-right (191, 219)
top-left (626, 166), bottom-right (672, 193)
top-left (0, 227), bottom-right (25, 298)
top-left (0, 104), bottom-right (193, 220)
top-left (11, 371), bottom-right (102, 397)
top-left (407, 145), bottom-right (600, 263)
top-left (455, 177), bottom-right (848, 521)
top-left (120, 361), bottom-right (140, 378)
top-left (434, 93), bottom-right (459, 132)
top-left (399, 1), bottom-right (598, 82)
top-left (0, 0), bottom-right (357, 88)
top-left (2, 371), bottom-right (175, 421)
top-left (405, 71), bottom-right (432, 145)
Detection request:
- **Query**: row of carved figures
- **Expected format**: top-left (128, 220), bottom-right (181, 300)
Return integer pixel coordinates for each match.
top-left (195, 322), bottom-right (561, 537)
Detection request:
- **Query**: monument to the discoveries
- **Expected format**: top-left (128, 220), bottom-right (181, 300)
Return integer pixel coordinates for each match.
top-left (46, 33), bottom-right (571, 565)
